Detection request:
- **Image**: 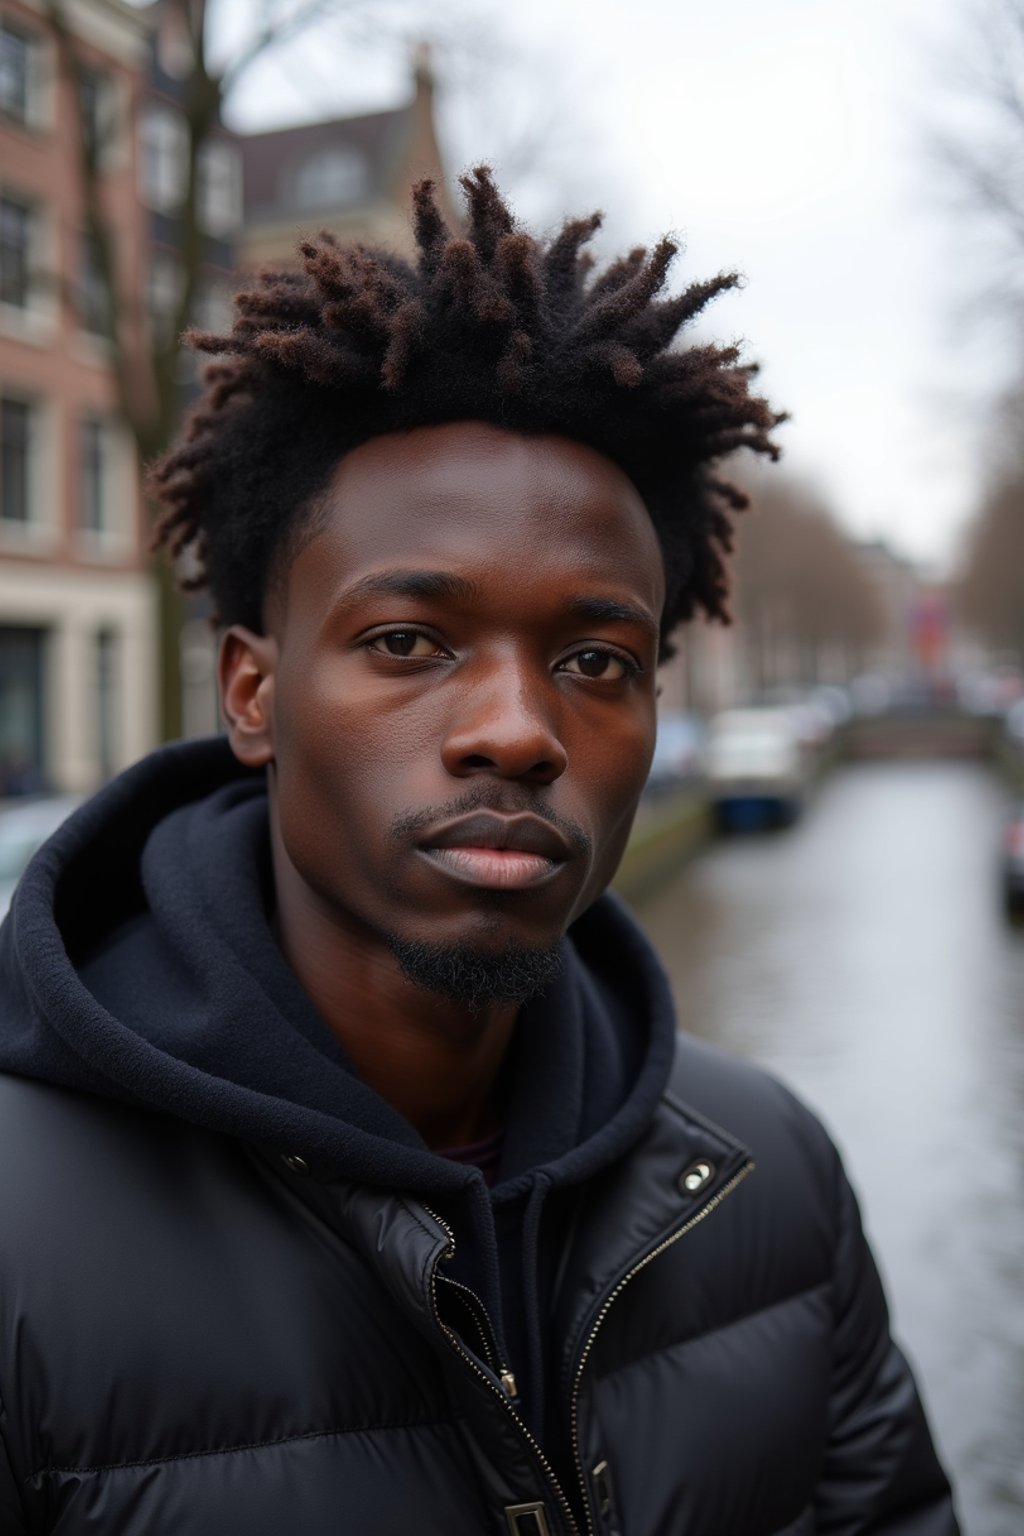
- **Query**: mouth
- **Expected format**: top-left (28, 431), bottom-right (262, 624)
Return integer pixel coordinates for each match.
top-left (418, 811), bottom-right (573, 892)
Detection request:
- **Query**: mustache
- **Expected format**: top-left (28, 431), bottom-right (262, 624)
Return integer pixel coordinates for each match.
top-left (388, 787), bottom-right (592, 861)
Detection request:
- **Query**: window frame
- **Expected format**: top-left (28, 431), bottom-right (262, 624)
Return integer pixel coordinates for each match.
top-left (77, 228), bottom-right (113, 340)
top-left (0, 19), bottom-right (52, 133)
top-left (0, 393), bottom-right (33, 525)
top-left (74, 412), bottom-right (133, 558)
top-left (197, 136), bottom-right (242, 237)
top-left (138, 102), bottom-right (189, 215)
top-left (0, 191), bottom-right (32, 310)
top-left (0, 18), bottom-right (31, 125)
top-left (0, 390), bottom-right (54, 547)
top-left (77, 64), bottom-right (121, 174)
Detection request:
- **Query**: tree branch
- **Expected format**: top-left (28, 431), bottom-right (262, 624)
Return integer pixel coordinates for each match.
top-left (217, 0), bottom-right (352, 96)
top-left (43, 0), bottom-right (147, 440)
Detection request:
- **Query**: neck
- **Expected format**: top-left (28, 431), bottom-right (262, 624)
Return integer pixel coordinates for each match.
top-left (270, 832), bottom-right (517, 1151)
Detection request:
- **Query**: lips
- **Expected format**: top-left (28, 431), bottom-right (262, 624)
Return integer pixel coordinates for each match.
top-left (423, 812), bottom-right (572, 861)
top-left (417, 812), bottom-right (573, 891)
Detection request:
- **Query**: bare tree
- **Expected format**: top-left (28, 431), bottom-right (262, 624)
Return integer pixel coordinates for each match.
top-left (931, 0), bottom-right (1024, 327)
top-left (957, 452), bottom-right (1024, 658)
top-left (930, 3), bottom-right (1024, 657)
top-left (734, 477), bottom-right (882, 687)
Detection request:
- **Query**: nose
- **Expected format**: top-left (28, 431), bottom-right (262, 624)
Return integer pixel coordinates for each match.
top-left (440, 661), bottom-right (568, 785)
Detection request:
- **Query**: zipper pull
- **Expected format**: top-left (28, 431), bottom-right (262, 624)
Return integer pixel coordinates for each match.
top-left (499, 1367), bottom-right (519, 1400)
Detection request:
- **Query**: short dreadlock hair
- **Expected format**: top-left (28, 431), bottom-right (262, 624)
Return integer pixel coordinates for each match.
top-left (150, 167), bottom-right (783, 654)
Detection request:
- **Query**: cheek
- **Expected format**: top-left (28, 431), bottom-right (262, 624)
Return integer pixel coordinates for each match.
top-left (269, 663), bottom-right (369, 853)
top-left (271, 660), bottom-right (438, 866)
top-left (570, 715), bottom-right (654, 890)
top-left (579, 709), bottom-right (656, 804)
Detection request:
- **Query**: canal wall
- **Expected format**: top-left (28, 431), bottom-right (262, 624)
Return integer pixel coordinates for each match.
top-left (840, 712), bottom-right (995, 760)
top-left (615, 709), bottom-right (1024, 904)
top-left (614, 789), bottom-right (714, 904)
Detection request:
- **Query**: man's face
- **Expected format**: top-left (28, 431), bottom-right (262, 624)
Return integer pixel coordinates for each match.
top-left (226, 421), bottom-right (664, 986)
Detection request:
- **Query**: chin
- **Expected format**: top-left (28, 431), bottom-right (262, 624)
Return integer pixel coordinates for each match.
top-left (384, 930), bottom-right (564, 1009)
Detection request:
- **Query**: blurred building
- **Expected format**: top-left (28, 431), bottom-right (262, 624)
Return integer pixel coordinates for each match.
top-left (237, 48), bottom-right (455, 273)
top-left (0, 0), bottom-right (157, 795)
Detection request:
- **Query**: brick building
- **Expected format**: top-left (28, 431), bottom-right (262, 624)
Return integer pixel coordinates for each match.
top-left (0, 11), bottom-right (453, 787)
top-left (0, 0), bottom-right (156, 794)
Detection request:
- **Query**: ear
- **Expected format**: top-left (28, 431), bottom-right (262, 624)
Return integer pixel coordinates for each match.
top-left (218, 626), bottom-right (278, 767)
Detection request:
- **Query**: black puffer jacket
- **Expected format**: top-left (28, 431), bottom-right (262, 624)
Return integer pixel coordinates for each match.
top-left (0, 743), bottom-right (958, 1535)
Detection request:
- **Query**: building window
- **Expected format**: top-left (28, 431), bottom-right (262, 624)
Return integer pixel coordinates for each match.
top-left (78, 67), bottom-right (117, 170)
top-left (0, 396), bottom-right (33, 524)
top-left (0, 23), bottom-right (31, 124)
top-left (138, 104), bottom-right (188, 214)
top-left (0, 194), bottom-right (32, 308)
top-left (79, 417), bottom-right (106, 534)
top-left (194, 277), bottom-right (233, 335)
top-left (0, 626), bottom-right (47, 796)
top-left (77, 416), bottom-right (128, 550)
top-left (294, 147), bottom-right (368, 211)
top-left (146, 247), bottom-right (181, 340)
top-left (95, 627), bottom-right (118, 781)
top-left (198, 137), bottom-right (241, 236)
top-left (78, 231), bottom-right (110, 337)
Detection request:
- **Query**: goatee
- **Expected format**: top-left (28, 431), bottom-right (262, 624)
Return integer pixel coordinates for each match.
top-left (385, 935), bottom-right (563, 1009)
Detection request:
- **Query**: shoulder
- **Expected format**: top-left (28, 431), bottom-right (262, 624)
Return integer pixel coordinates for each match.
top-left (0, 1069), bottom-right (181, 1166)
top-left (666, 1032), bottom-right (843, 1234)
top-left (0, 1073), bottom-right (246, 1264)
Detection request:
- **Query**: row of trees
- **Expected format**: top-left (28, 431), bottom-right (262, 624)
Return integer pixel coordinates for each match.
top-left (732, 476), bottom-right (883, 688)
top-left (958, 427), bottom-right (1024, 657)
top-left (944, 0), bottom-right (1024, 657)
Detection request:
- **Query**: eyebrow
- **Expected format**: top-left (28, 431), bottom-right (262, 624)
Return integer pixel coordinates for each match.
top-left (337, 570), bottom-right (480, 606)
top-left (564, 595), bottom-right (659, 636)
top-left (335, 569), bottom-right (658, 636)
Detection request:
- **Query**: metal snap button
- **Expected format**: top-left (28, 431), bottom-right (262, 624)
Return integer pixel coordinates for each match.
top-left (280, 1152), bottom-right (310, 1175)
top-left (678, 1158), bottom-right (715, 1195)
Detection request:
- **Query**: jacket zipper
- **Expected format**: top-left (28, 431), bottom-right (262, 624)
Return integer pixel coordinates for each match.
top-left (568, 1159), bottom-right (755, 1536)
top-left (438, 1275), bottom-right (500, 1374)
top-left (422, 1204), bottom-right (580, 1534)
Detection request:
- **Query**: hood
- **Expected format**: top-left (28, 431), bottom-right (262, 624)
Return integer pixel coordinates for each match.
top-left (0, 737), bottom-right (677, 1201)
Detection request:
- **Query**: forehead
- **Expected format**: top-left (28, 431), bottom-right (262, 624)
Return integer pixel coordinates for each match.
top-left (280, 421), bottom-right (665, 626)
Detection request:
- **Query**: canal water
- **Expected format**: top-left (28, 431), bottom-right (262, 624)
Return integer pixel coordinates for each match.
top-left (638, 760), bottom-right (1024, 1536)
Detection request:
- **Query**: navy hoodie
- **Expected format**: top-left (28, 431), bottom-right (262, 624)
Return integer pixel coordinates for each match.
top-left (0, 737), bottom-right (677, 1435)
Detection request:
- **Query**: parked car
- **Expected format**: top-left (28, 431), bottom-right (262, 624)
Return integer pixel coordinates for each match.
top-left (1003, 804), bottom-right (1024, 916)
top-left (848, 672), bottom-right (893, 717)
top-left (959, 667), bottom-right (1024, 719)
top-left (0, 796), bottom-right (82, 920)
top-left (705, 707), bottom-right (806, 828)
top-left (644, 711), bottom-right (707, 795)
top-left (751, 687), bottom-right (835, 758)
top-left (809, 685), bottom-right (852, 729)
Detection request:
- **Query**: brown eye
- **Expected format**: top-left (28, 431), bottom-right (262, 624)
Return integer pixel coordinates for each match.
top-left (563, 649), bottom-right (629, 680)
top-left (369, 630), bottom-right (440, 658)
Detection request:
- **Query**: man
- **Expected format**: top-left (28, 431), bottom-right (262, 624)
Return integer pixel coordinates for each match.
top-left (0, 170), bottom-right (957, 1535)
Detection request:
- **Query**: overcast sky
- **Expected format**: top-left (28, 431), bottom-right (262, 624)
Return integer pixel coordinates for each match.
top-left (216, 0), bottom-right (1016, 574)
